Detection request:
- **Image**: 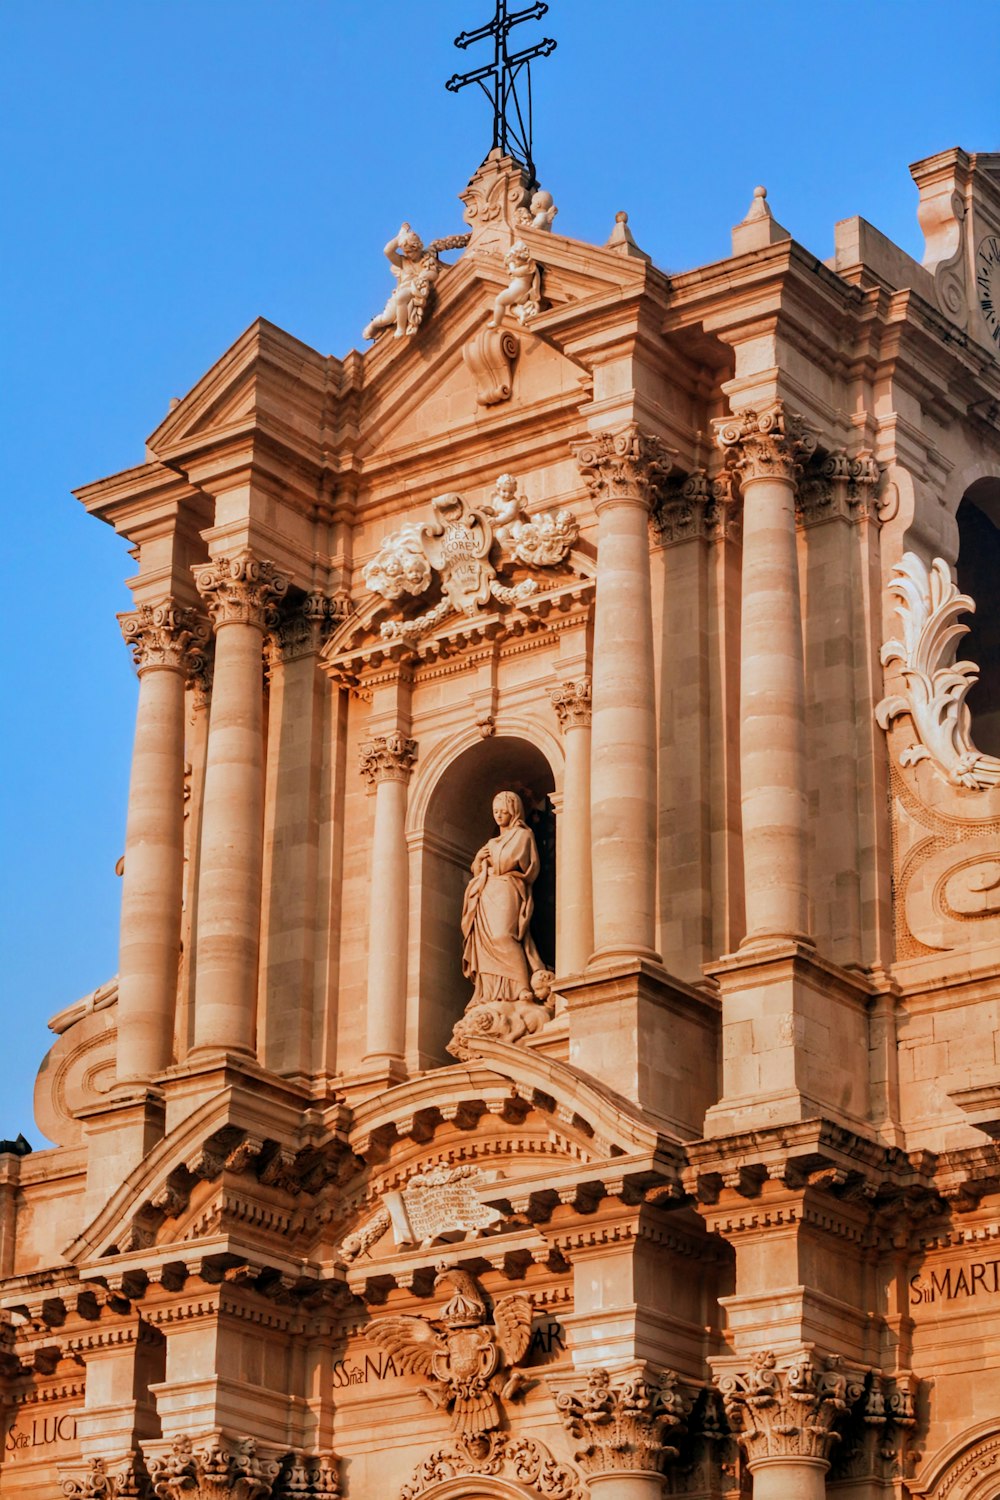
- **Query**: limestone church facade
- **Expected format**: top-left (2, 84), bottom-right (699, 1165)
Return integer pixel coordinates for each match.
top-left (4, 146), bottom-right (1000, 1500)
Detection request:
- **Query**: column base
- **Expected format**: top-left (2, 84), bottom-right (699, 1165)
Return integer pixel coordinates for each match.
top-left (589, 943), bottom-right (662, 967)
top-left (558, 958), bottom-right (719, 1134)
top-left (703, 941), bottom-right (876, 1137)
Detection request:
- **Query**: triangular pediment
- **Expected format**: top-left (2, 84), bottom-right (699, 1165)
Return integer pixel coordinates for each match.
top-left (145, 316), bottom-right (331, 471)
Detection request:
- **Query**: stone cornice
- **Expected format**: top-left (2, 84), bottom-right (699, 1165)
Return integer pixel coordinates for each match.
top-left (193, 552), bottom-right (290, 631)
top-left (118, 602), bottom-right (211, 678)
top-left (571, 424), bottom-right (676, 513)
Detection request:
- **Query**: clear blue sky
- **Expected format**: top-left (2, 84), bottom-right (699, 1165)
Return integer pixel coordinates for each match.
top-left (1, 0), bottom-right (996, 1145)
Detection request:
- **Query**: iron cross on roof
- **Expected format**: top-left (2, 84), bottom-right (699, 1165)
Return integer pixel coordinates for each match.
top-left (445, 0), bottom-right (556, 187)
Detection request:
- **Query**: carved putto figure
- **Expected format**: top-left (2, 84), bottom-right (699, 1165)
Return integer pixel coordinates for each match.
top-left (490, 239), bottom-right (541, 328)
top-left (366, 1265), bottom-right (533, 1437)
top-left (517, 187), bottom-right (558, 231)
top-left (363, 222), bottom-right (470, 341)
top-left (364, 474), bottom-right (578, 642)
top-left (462, 791), bottom-right (547, 1007)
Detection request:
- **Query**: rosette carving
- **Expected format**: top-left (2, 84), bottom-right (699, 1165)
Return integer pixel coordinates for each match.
top-left (358, 732), bottom-right (417, 785)
top-left (713, 402), bottom-right (817, 486)
top-left (550, 678), bottom-right (592, 731)
top-left (715, 1351), bottom-right (860, 1465)
top-left (193, 552), bottom-right (290, 630)
top-left (147, 1435), bottom-right (280, 1500)
top-left (876, 552), bottom-right (1000, 789)
top-left (571, 424), bottom-right (675, 512)
top-left (554, 1367), bottom-right (690, 1475)
top-left (118, 602), bottom-right (210, 679)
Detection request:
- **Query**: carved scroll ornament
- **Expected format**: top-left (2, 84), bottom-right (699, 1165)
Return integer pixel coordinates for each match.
top-left (554, 1368), bottom-right (689, 1475)
top-left (401, 1433), bottom-right (583, 1500)
top-left (364, 476), bottom-right (578, 642)
top-left (716, 1351), bottom-right (858, 1465)
top-left (148, 1435), bottom-right (280, 1500)
top-left (876, 552), bottom-right (1000, 790)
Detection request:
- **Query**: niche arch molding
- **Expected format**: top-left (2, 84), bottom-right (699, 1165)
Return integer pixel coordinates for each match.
top-left (407, 716), bottom-right (565, 836)
top-left (911, 1418), bottom-right (1000, 1500)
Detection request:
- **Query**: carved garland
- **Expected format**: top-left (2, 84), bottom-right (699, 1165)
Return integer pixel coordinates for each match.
top-left (876, 552), bottom-right (1000, 790)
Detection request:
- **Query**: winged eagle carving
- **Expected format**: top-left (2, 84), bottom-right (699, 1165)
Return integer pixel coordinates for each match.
top-left (366, 1264), bottom-right (533, 1436)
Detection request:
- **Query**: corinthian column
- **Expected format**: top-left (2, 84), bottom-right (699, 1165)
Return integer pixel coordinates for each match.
top-left (115, 603), bottom-right (209, 1087)
top-left (553, 1368), bottom-right (688, 1499)
top-left (550, 678), bottom-right (593, 973)
top-left (190, 551), bottom-right (288, 1058)
top-left (717, 1351), bottom-right (853, 1500)
top-left (359, 732), bottom-right (417, 1068)
top-left (715, 403), bottom-right (816, 947)
top-left (571, 427), bottom-right (673, 963)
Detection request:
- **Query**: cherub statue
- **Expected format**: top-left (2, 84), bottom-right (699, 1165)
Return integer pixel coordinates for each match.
top-left (489, 240), bottom-right (541, 329)
top-left (518, 188), bottom-right (558, 232)
top-left (366, 1265), bottom-right (533, 1437)
top-left (363, 223), bottom-right (470, 341)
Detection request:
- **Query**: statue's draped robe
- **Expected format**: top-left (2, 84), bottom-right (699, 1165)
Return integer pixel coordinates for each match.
top-left (461, 822), bottom-right (542, 1003)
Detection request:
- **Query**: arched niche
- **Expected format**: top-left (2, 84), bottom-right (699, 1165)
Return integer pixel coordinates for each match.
top-left (957, 476), bottom-right (1000, 756)
top-left (409, 733), bottom-right (557, 1068)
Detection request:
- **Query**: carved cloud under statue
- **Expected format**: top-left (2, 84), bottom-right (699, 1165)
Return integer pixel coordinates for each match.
top-left (876, 551), bottom-right (1000, 790)
top-left (364, 473), bottom-right (579, 642)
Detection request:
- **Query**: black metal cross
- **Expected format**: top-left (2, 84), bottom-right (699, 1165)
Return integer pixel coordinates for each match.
top-left (445, 1), bottom-right (556, 186)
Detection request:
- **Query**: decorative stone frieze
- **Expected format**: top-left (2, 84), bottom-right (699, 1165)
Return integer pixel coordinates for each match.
top-left (715, 1351), bottom-right (858, 1466)
top-left (550, 677), bottom-right (592, 730)
top-left (877, 552), bottom-right (1000, 790)
top-left (571, 424), bottom-right (675, 512)
top-left (713, 401), bottom-right (817, 486)
top-left (366, 1265), bottom-right (533, 1437)
top-left (401, 1433), bottom-right (584, 1500)
top-left (60, 1453), bottom-right (150, 1498)
top-left (193, 552), bottom-right (290, 630)
top-left (147, 1435), bottom-right (281, 1500)
top-left (118, 601), bottom-right (210, 678)
top-left (553, 1367), bottom-right (690, 1475)
top-left (462, 323), bottom-right (520, 405)
top-left (357, 731), bottom-right (417, 785)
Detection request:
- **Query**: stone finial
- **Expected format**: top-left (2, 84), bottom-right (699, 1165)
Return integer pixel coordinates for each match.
top-left (459, 149), bottom-right (534, 256)
top-left (553, 1367), bottom-right (689, 1476)
top-left (716, 1351), bottom-right (860, 1466)
top-left (713, 402), bottom-right (816, 486)
top-left (604, 209), bottom-right (651, 262)
top-left (732, 184), bottom-right (791, 255)
top-left (193, 552), bottom-right (290, 631)
top-left (118, 601), bottom-right (210, 679)
top-left (358, 732), bottom-right (417, 786)
top-left (571, 424), bottom-right (676, 512)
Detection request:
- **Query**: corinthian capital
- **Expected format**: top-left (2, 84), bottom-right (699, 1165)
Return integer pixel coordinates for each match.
top-left (358, 732), bottom-right (418, 786)
top-left (553, 1367), bottom-right (689, 1476)
top-left (193, 551), bottom-right (290, 630)
top-left (146, 1433), bottom-right (280, 1500)
top-left (268, 591), bottom-right (339, 663)
top-left (59, 1452), bottom-right (148, 1498)
top-left (118, 601), bottom-right (210, 678)
top-left (713, 402), bottom-right (817, 486)
top-left (550, 677), bottom-right (592, 731)
top-left (715, 1351), bottom-right (859, 1466)
top-left (571, 424), bottom-right (676, 513)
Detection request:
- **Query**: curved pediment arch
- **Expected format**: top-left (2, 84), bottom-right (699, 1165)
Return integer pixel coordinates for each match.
top-left (911, 1420), bottom-right (1000, 1500)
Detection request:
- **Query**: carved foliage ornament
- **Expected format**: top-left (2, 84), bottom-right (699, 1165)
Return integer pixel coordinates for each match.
top-left (713, 402), bottom-right (817, 486)
top-left (365, 476), bottom-right (578, 642)
top-left (365, 1265), bottom-right (533, 1438)
top-left (401, 1433), bottom-right (583, 1500)
top-left (876, 552), bottom-right (1000, 790)
top-left (716, 1351), bottom-right (859, 1465)
top-left (550, 677), bottom-right (592, 731)
top-left (357, 731), bottom-right (418, 785)
top-left (554, 1368), bottom-right (690, 1475)
top-left (118, 602), bottom-right (210, 679)
top-left (194, 552), bottom-right (290, 631)
top-left (148, 1435), bottom-right (281, 1500)
top-left (60, 1454), bottom-right (149, 1499)
top-left (651, 469), bottom-right (737, 546)
top-left (571, 424), bottom-right (675, 512)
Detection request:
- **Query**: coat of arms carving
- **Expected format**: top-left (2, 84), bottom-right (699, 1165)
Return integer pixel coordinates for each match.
top-left (364, 474), bottom-right (578, 642)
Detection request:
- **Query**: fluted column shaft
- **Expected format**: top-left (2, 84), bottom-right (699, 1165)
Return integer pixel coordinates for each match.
top-left (716, 404), bottom-right (815, 947)
top-left (573, 427), bottom-right (672, 963)
top-left (360, 733), bottom-right (417, 1065)
top-left (191, 552), bottom-right (287, 1057)
top-left (550, 679), bottom-right (593, 973)
top-left (115, 603), bottom-right (208, 1087)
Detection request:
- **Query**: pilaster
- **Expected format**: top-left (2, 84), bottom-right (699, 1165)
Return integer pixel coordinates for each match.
top-left (550, 677), bottom-right (593, 975)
